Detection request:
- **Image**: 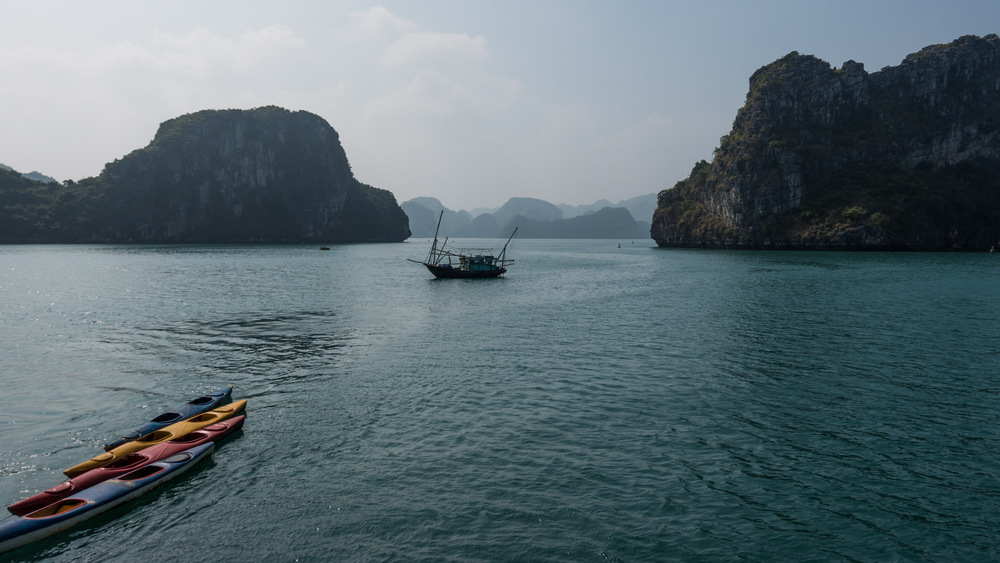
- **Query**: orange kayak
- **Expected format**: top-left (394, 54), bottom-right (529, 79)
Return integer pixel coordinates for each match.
top-left (64, 400), bottom-right (246, 477)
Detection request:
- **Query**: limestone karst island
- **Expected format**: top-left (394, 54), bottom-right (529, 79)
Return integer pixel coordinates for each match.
top-left (0, 107), bottom-right (410, 243)
top-left (652, 34), bottom-right (1000, 251)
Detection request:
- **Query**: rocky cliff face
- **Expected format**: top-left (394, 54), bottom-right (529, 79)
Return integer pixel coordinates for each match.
top-left (652, 34), bottom-right (1000, 250)
top-left (92, 106), bottom-right (409, 243)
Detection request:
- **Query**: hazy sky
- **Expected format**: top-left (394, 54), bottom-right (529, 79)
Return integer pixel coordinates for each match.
top-left (2, 1), bottom-right (997, 210)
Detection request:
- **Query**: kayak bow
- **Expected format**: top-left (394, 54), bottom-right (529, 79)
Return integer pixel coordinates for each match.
top-left (103, 385), bottom-right (233, 451)
top-left (64, 400), bottom-right (246, 477)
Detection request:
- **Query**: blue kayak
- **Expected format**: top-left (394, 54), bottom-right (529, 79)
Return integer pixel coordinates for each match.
top-left (104, 386), bottom-right (233, 451)
top-left (0, 442), bottom-right (214, 555)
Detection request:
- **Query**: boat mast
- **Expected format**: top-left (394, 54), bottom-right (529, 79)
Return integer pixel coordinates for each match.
top-left (498, 227), bottom-right (518, 264)
top-left (427, 210), bottom-right (443, 264)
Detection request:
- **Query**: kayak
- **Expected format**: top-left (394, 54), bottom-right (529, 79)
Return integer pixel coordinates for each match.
top-left (8, 415), bottom-right (245, 517)
top-left (104, 385), bottom-right (233, 451)
top-left (0, 443), bottom-right (214, 556)
top-left (64, 400), bottom-right (246, 477)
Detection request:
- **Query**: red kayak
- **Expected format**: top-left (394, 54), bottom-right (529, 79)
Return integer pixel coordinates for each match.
top-left (6, 415), bottom-right (244, 517)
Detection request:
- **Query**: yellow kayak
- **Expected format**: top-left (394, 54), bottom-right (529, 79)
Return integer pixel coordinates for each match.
top-left (64, 400), bottom-right (247, 477)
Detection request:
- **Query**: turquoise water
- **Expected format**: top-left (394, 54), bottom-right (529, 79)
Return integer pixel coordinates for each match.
top-left (0, 241), bottom-right (998, 561)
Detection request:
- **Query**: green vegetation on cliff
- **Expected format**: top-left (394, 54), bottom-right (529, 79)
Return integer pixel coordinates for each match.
top-left (652, 160), bottom-right (734, 244)
top-left (0, 169), bottom-right (104, 242)
top-left (772, 160), bottom-right (1000, 247)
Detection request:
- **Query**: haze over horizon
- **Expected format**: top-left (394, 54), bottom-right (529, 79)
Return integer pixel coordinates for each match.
top-left (2, 1), bottom-right (997, 211)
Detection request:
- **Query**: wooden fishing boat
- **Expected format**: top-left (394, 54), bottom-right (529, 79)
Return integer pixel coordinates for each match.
top-left (0, 443), bottom-right (214, 555)
top-left (64, 400), bottom-right (246, 477)
top-left (8, 416), bottom-right (245, 517)
top-left (408, 211), bottom-right (517, 278)
top-left (103, 385), bottom-right (233, 451)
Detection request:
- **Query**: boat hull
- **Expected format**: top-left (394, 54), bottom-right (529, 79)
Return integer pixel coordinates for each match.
top-left (424, 264), bottom-right (506, 278)
top-left (64, 400), bottom-right (246, 477)
top-left (0, 443), bottom-right (214, 555)
top-left (8, 416), bottom-right (244, 517)
top-left (104, 385), bottom-right (233, 451)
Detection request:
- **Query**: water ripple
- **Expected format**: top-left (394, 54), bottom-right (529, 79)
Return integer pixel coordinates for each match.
top-left (1, 245), bottom-right (999, 561)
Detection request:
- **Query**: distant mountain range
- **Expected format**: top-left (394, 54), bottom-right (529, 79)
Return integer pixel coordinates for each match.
top-left (402, 193), bottom-right (656, 239)
top-left (0, 163), bottom-right (58, 185)
top-left (3, 159), bottom-right (655, 242)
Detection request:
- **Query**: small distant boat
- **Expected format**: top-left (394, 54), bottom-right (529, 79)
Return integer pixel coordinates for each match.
top-left (103, 385), bottom-right (233, 451)
top-left (319, 247), bottom-right (330, 251)
top-left (408, 211), bottom-right (517, 278)
top-left (0, 443), bottom-right (214, 555)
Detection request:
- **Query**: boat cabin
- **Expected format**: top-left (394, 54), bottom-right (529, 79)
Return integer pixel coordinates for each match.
top-left (460, 255), bottom-right (499, 272)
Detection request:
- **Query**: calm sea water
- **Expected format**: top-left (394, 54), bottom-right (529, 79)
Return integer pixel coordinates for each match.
top-left (0, 240), bottom-right (998, 562)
